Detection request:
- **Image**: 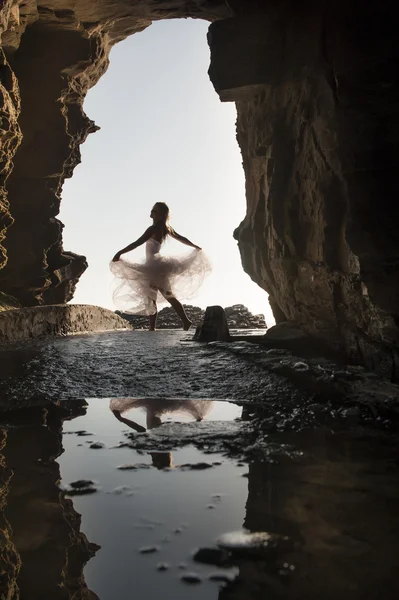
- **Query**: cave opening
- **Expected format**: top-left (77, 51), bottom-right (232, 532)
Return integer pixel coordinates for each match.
top-left (58, 18), bottom-right (273, 324)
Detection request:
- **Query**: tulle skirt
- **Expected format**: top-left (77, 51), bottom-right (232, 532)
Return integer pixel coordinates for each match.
top-left (109, 397), bottom-right (213, 422)
top-left (110, 249), bottom-right (211, 315)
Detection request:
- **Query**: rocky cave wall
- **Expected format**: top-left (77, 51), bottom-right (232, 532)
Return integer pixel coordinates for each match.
top-left (0, 0), bottom-right (398, 376)
top-left (0, 402), bottom-right (99, 599)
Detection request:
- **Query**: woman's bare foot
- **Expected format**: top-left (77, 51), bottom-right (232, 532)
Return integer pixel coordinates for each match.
top-left (183, 319), bottom-right (192, 331)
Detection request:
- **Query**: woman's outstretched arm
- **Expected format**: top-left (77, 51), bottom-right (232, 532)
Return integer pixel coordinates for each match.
top-left (112, 226), bottom-right (155, 261)
top-left (111, 410), bottom-right (146, 432)
top-left (169, 229), bottom-right (201, 250)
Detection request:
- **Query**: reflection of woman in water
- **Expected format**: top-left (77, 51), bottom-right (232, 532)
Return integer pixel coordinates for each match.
top-left (110, 398), bottom-right (213, 469)
top-left (110, 397), bottom-right (213, 429)
top-left (110, 202), bottom-right (210, 331)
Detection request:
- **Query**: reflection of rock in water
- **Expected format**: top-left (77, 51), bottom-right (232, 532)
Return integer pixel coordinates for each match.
top-left (150, 451), bottom-right (173, 469)
top-left (0, 429), bottom-right (21, 599)
top-left (0, 403), bottom-right (99, 600)
top-left (220, 430), bottom-right (399, 600)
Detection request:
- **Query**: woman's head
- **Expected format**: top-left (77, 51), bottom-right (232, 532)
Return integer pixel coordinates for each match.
top-left (150, 202), bottom-right (170, 223)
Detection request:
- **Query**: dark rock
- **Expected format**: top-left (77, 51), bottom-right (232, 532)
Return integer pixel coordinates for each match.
top-left (139, 546), bottom-right (160, 554)
top-left (156, 563), bottom-right (169, 571)
top-left (193, 306), bottom-right (230, 342)
top-left (65, 479), bottom-right (98, 496)
top-left (89, 442), bottom-right (105, 449)
top-left (69, 479), bottom-right (95, 489)
top-left (180, 572), bottom-right (203, 584)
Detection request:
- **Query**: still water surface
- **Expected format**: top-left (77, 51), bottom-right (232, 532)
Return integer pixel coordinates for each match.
top-left (1, 396), bottom-right (399, 600)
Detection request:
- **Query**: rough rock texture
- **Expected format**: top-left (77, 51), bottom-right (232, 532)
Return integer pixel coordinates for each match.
top-left (118, 303), bottom-right (266, 329)
top-left (0, 429), bottom-right (21, 600)
top-left (0, 0), bottom-right (398, 377)
top-left (0, 303), bottom-right (130, 342)
top-left (193, 305), bottom-right (230, 342)
top-left (0, 1), bottom-right (231, 307)
top-left (208, 4), bottom-right (399, 376)
top-left (0, 403), bottom-right (99, 599)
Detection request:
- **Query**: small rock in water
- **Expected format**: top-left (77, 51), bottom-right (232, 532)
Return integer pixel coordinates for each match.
top-left (179, 462), bottom-right (213, 470)
top-left (174, 527), bottom-right (183, 534)
top-left (180, 572), bottom-right (202, 584)
top-left (89, 442), bottom-right (105, 449)
top-left (139, 545), bottom-right (160, 554)
top-left (156, 562), bottom-right (169, 571)
top-left (207, 504), bottom-right (216, 509)
top-left (212, 461), bottom-right (223, 466)
top-left (178, 563), bottom-right (187, 570)
top-left (76, 430), bottom-right (93, 436)
top-left (70, 479), bottom-right (95, 489)
top-left (65, 480), bottom-right (98, 496)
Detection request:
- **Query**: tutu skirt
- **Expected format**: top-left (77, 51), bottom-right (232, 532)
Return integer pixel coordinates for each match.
top-left (110, 239), bottom-right (211, 315)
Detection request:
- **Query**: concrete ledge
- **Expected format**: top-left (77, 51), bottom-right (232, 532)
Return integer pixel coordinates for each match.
top-left (0, 304), bottom-right (131, 343)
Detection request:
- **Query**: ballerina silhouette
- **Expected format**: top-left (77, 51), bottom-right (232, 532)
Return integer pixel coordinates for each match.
top-left (111, 202), bottom-right (210, 331)
top-left (110, 398), bottom-right (213, 469)
top-left (110, 397), bottom-right (213, 430)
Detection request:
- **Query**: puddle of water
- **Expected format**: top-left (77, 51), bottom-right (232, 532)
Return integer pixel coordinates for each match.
top-left (1, 398), bottom-right (399, 600)
top-left (61, 398), bottom-right (245, 600)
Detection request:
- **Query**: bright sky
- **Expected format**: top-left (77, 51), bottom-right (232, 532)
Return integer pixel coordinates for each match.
top-left (60, 18), bottom-right (275, 326)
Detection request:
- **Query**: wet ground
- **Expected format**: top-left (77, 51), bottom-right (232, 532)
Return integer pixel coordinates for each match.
top-left (0, 330), bottom-right (304, 408)
top-left (1, 330), bottom-right (399, 599)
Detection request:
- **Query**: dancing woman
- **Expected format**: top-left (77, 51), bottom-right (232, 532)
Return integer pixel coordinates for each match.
top-left (111, 202), bottom-right (210, 330)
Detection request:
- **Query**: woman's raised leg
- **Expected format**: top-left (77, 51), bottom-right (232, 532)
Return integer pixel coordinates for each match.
top-left (160, 291), bottom-right (192, 330)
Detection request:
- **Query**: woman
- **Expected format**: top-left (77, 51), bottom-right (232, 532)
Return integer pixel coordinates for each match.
top-left (111, 202), bottom-right (210, 330)
top-left (110, 397), bottom-right (213, 469)
top-left (110, 397), bottom-right (213, 430)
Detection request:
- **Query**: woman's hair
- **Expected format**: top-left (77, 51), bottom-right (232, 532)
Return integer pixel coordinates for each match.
top-left (153, 202), bottom-right (171, 240)
top-left (154, 202), bottom-right (170, 222)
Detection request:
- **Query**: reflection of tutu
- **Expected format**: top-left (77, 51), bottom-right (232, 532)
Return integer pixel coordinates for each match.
top-left (110, 238), bottom-right (211, 315)
top-left (109, 397), bottom-right (213, 422)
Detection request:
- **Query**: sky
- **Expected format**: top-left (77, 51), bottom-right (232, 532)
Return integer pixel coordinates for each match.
top-left (60, 18), bottom-right (275, 326)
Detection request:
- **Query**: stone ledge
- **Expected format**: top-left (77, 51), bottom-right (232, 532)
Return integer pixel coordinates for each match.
top-left (0, 304), bottom-right (131, 343)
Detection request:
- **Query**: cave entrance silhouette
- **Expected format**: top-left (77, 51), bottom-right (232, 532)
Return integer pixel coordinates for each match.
top-left (59, 19), bottom-right (272, 324)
